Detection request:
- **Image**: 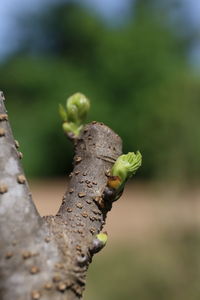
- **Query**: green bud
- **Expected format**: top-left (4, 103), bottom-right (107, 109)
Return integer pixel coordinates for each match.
top-left (111, 151), bottom-right (142, 184)
top-left (58, 104), bottom-right (67, 121)
top-left (62, 122), bottom-right (83, 137)
top-left (96, 232), bottom-right (108, 245)
top-left (59, 92), bottom-right (90, 137)
top-left (90, 232), bottom-right (108, 254)
top-left (66, 93), bottom-right (90, 125)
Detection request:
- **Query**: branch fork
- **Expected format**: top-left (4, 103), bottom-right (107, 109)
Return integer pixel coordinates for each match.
top-left (0, 92), bottom-right (125, 300)
top-left (0, 91), bottom-right (142, 299)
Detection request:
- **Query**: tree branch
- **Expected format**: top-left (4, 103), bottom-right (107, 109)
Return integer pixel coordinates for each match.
top-left (0, 91), bottom-right (40, 222)
top-left (0, 92), bottom-right (123, 300)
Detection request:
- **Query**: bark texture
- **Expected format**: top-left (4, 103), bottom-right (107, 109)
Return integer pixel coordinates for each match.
top-left (0, 92), bottom-right (122, 300)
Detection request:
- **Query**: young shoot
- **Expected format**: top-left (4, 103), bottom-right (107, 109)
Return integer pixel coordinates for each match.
top-left (108, 151), bottom-right (142, 191)
top-left (59, 92), bottom-right (90, 137)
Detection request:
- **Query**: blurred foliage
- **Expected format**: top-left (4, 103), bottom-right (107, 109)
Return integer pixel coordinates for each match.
top-left (85, 228), bottom-right (200, 300)
top-left (0, 0), bottom-right (200, 179)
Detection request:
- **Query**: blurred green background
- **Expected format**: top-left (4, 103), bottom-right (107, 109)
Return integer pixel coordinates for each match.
top-left (1, 0), bottom-right (200, 181)
top-left (1, 0), bottom-right (200, 299)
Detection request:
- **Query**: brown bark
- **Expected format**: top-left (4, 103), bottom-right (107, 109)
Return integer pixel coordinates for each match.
top-left (0, 91), bottom-right (122, 300)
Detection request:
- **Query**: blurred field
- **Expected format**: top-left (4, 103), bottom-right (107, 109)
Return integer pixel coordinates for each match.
top-left (31, 179), bottom-right (200, 241)
top-left (31, 179), bottom-right (200, 300)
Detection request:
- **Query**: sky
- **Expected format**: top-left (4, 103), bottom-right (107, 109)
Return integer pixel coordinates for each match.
top-left (0, 0), bottom-right (200, 63)
top-left (0, 0), bottom-right (57, 59)
top-left (184, 0), bottom-right (200, 28)
top-left (0, 0), bottom-right (132, 60)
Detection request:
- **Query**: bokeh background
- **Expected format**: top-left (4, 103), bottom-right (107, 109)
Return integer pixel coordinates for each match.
top-left (1, 0), bottom-right (200, 299)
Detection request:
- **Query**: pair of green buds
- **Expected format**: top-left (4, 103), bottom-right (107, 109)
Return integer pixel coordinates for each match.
top-left (59, 93), bottom-right (90, 137)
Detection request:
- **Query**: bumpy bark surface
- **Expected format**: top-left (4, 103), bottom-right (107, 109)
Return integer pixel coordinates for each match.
top-left (0, 92), bottom-right (122, 300)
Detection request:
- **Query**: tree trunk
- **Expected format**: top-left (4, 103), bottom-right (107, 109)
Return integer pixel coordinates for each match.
top-left (0, 91), bottom-right (122, 300)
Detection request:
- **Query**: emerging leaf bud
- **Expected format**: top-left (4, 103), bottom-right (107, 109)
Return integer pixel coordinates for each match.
top-left (58, 104), bottom-right (67, 121)
top-left (96, 232), bottom-right (108, 245)
top-left (59, 92), bottom-right (90, 137)
top-left (111, 151), bottom-right (142, 184)
top-left (66, 93), bottom-right (90, 125)
top-left (90, 232), bottom-right (108, 254)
